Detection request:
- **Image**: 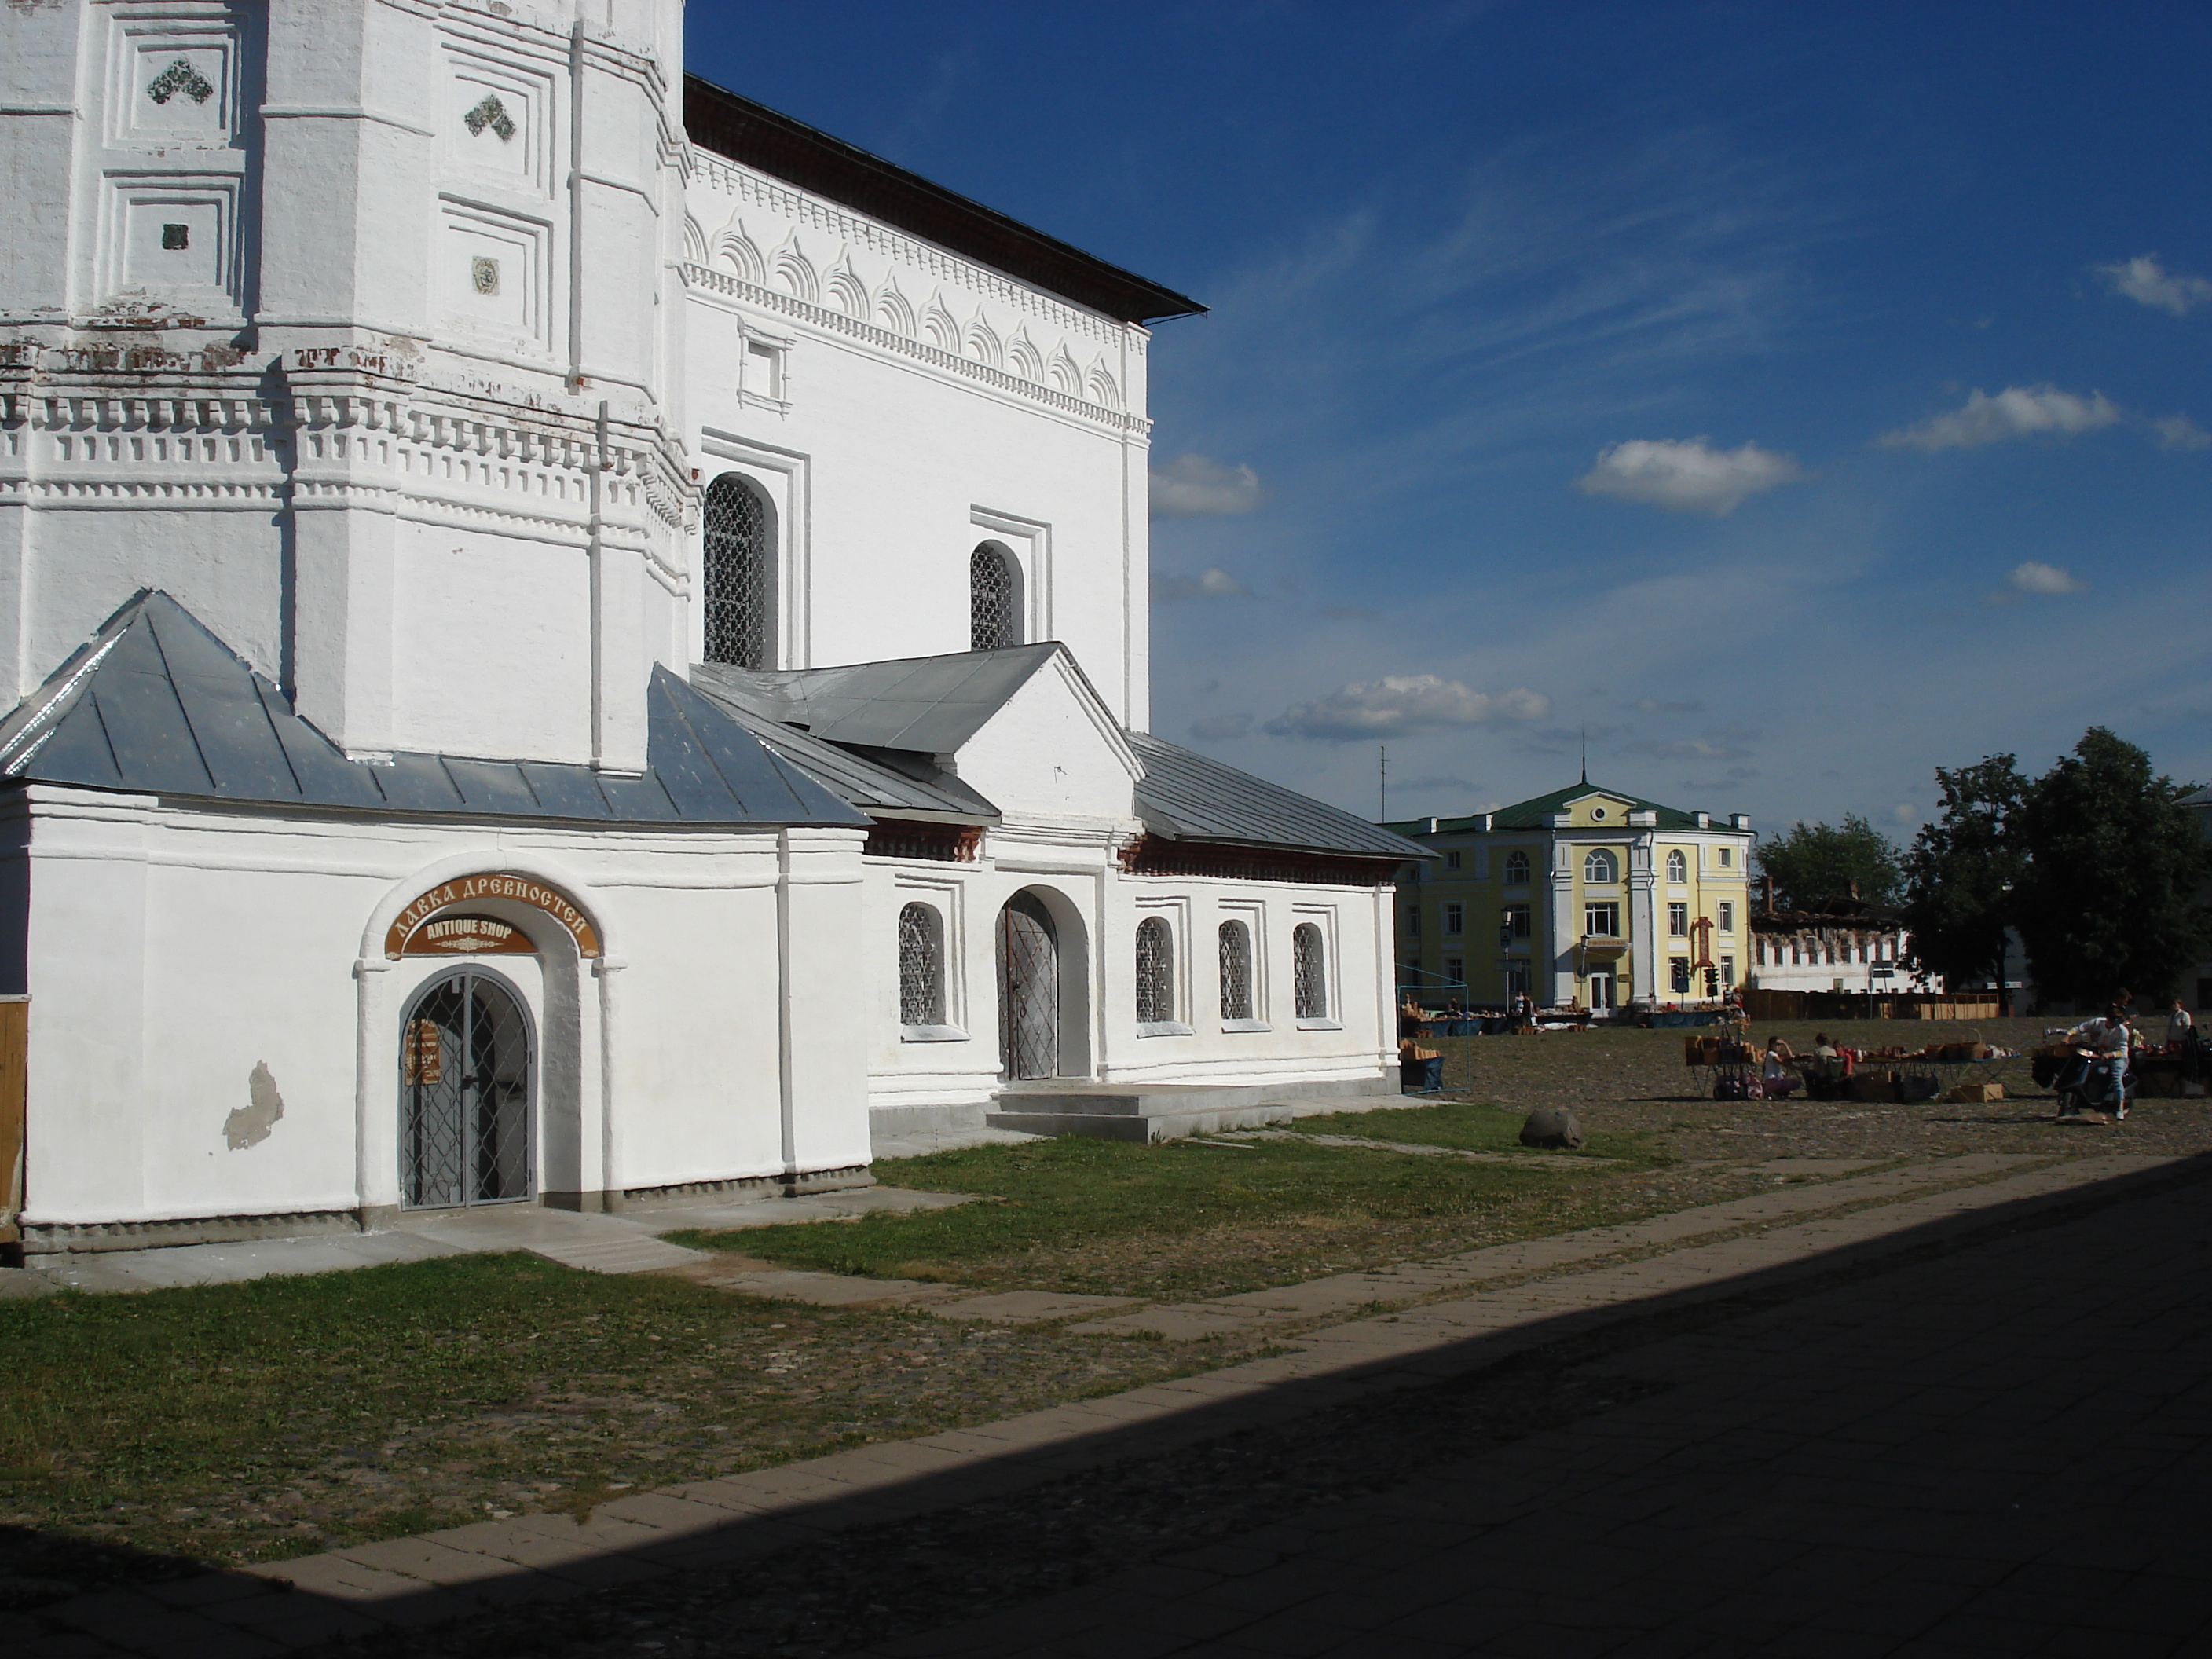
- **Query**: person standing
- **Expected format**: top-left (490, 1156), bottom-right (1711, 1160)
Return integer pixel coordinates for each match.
top-left (2066, 1002), bottom-right (2133, 1120)
top-left (2166, 996), bottom-right (2193, 1049)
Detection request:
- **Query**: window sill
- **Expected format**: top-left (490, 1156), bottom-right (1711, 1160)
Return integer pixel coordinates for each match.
top-left (1221, 1018), bottom-right (1273, 1034)
top-left (899, 1024), bottom-right (969, 1043)
top-left (1136, 1021), bottom-right (1194, 1038)
top-left (1295, 1017), bottom-right (1343, 1031)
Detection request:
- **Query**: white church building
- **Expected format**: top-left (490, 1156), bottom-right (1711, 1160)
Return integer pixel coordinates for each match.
top-left (0, 1), bottom-right (1414, 1254)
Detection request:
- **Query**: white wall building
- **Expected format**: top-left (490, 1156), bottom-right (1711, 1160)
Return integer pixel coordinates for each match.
top-left (0, 1), bottom-right (1412, 1253)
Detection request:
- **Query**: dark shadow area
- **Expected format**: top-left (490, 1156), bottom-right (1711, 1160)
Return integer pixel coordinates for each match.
top-left (17, 1154), bottom-right (2211, 1657)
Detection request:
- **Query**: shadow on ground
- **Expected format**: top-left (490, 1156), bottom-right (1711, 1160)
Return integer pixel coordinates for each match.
top-left (16, 1154), bottom-right (2211, 1657)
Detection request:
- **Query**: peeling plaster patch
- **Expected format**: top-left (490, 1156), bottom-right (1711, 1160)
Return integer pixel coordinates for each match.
top-left (225, 1062), bottom-right (285, 1150)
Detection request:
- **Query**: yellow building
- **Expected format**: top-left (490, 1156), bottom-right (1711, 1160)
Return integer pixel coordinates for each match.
top-left (1383, 781), bottom-right (1754, 1011)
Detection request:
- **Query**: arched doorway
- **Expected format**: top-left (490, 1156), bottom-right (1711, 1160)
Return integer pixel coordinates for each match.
top-left (998, 892), bottom-right (1060, 1079)
top-left (400, 969), bottom-right (534, 1208)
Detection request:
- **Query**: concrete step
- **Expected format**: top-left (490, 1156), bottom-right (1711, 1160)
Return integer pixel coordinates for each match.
top-left (985, 1073), bottom-right (1396, 1143)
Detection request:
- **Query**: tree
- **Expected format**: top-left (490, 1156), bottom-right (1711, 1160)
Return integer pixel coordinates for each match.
top-left (1754, 814), bottom-right (1903, 910)
top-left (1900, 755), bottom-right (2027, 1014)
top-left (2011, 727), bottom-right (2212, 1009)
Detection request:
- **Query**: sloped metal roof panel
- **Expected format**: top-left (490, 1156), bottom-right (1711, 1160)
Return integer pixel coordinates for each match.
top-left (1128, 732), bottom-right (1430, 859)
top-left (0, 592), bottom-right (867, 829)
top-left (688, 664), bottom-right (1000, 821)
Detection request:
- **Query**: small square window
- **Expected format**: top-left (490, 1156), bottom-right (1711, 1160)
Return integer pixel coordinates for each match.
top-left (1719, 847), bottom-right (1734, 867)
top-left (1445, 850), bottom-right (1462, 870)
top-left (160, 222), bottom-right (190, 251)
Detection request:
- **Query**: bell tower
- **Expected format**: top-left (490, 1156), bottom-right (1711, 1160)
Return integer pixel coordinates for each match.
top-left (0, 0), bottom-right (691, 770)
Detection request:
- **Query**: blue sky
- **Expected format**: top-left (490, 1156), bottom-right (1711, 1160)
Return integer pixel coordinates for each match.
top-left (688, 1), bottom-right (2212, 837)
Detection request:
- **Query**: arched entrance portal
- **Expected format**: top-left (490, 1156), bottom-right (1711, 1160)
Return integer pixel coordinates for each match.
top-left (998, 892), bottom-right (1060, 1079)
top-left (400, 969), bottom-right (535, 1209)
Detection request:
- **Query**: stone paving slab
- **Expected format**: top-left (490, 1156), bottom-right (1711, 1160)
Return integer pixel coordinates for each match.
top-left (30, 1149), bottom-right (2199, 1657)
top-left (30, 1230), bottom-right (467, 1293)
top-left (23, 1185), bottom-right (976, 1295)
top-left (692, 1268), bottom-right (961, 1306)
top-left (927, 1290), bottom-right (1141, 1322)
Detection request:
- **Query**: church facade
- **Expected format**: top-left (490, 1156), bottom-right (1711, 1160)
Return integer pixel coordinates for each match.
top-left (0, 1), bottom-right (1413, 1252)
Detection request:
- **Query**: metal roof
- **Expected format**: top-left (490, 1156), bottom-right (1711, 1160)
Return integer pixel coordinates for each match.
top-left (1128, 732), bottom-right (1430, 861)
top-left (683, 76), bottom-right (1207, 326)
top-left (1386, 781), bottom-right (1723, 837)
top-left (688, 663), bottom-right (999, 822)
top-left (0, 592), bottom-right (868, 828)
top-left (711, 645), bottom-right (1064, 756)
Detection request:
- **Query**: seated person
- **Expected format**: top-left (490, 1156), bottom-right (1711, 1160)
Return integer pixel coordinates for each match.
top-left (1760, 1035), bottom-right (1801, 1098)
top-left (1813, 1032), bottom-right (1838, 1059)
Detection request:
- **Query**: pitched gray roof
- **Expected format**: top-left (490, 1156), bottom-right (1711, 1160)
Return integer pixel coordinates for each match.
top-left (711, 645), bottom-right (1062, 753)
top-left (688, 663), bottom-right (998, 822)
top-left (1128, 731), bottom-right (1430, 860)
top-left (0, 591), bottom-right (868, 828)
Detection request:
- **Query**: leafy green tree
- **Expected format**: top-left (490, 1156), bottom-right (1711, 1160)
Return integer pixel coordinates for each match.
top-left (2012, 727), bottom-right (2212, 1008)
top-left (1900, 755), bottom-right (2027, 1014)
top-left (1754, 814), bottom-right (1903, 910)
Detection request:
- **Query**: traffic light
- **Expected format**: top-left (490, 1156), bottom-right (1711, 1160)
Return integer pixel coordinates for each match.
top-left (1704, 966), bottom-right (1720, 995)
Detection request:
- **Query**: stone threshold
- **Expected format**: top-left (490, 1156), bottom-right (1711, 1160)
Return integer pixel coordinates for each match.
top-left (31, 1150), bottom-right (2204, 1657)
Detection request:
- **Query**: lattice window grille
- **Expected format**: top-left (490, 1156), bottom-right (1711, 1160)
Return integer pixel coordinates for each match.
top-left (1293, 924), bottom-right (1328, 1020)
top-left (970, 544), bottom-right (1019, 651)
top-left (898, 903), bottom-right (943, 1027)
top-left (1218, 921), bottom-right (1253, 1020)
top-left (703, 475), bottom-right (771, 668)
top-left (1135, 916), bottom-right (1175, 1024)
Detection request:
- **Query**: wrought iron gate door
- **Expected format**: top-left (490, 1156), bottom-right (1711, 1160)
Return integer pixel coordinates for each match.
top-left (997, 894), bottom-right (1059, 1079)
top-left (400, 970), bottom-right (533, 1209)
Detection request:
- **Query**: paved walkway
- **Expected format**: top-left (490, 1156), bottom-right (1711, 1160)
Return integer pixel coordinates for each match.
top-left (22, 1149), bottom-right (2206, 1657)
top-left (15, 1185), bottom-right (971, 1295)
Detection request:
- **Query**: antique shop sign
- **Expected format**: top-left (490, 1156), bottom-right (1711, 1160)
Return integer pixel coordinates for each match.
top-left (397, 913), bottom-right (537, 956)
top-left (383, 873), bottom-right (601, 959)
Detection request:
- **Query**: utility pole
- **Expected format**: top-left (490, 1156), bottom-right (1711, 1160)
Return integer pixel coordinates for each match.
top-left (1379, 745), bottom-right (1388, 822)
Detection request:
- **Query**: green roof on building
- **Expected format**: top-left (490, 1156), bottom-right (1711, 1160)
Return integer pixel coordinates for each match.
top-left (1382, 781), bottom-right (1721, 837)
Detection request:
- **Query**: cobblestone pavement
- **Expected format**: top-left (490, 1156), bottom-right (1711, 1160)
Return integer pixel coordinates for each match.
top-left (869, 1162), bottom-right (2212, 1659)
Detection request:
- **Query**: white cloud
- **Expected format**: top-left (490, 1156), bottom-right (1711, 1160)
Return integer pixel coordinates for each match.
top-left (2152, 413), bottom-right (2212, 452)
top-left (1265, 675), bottom-right (1551, 741)
top-left (1149, 452), bottom-right (1263, 518)
top-left (1877, 384), bottom-right (2121, 452)
top-left (1574, 437), bottom-right (1806, 516)
top-left (2009, 560), bottom-right (2085, 595)
top-left (1188, 712), bottom-right (1254, 741)
top-left (2096, 254), bottom-right (2212, 317)
top-left (1153, 566), bottom-right (1253, 602)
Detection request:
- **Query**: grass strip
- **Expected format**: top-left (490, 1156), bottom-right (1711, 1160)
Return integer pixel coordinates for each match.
top-left (0, 1251), bottom-right (1235, 1578)
top-left (670, 1126), bottom-right (1690, 1300)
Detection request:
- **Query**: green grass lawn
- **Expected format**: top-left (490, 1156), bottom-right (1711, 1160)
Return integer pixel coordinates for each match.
top-left (0, 1252), bottom-right (1228, 1578)
top-left (668, 1111), bottom-right (1682, 1299)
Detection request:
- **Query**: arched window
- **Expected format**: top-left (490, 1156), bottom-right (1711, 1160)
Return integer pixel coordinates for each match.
top-left (702, 474), bottom-right (774, 668)
top-left (1584, 848), bottom-right (1617, 884)
top-left (1293, 923), bottom-right (1328, 1020)
top-left (970, 543), bottom-right (1021, 651)
top-left (1666, 849), bottom-right (1687, 884)
top-left (897, 903), bottom-right (944, 1027)
top-left (1503, 851), bottom-right (1530, 885)
top-left (1218, 920), bottom-right (1253, 1021)
top-left (1135, 916), bottom-right (1175, 1024)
